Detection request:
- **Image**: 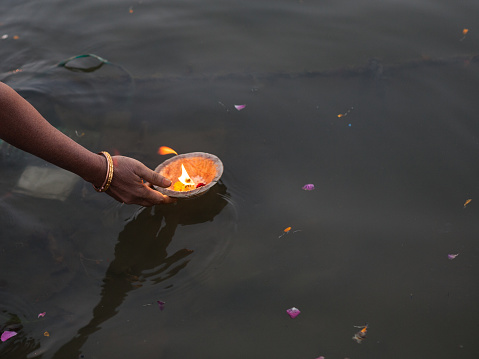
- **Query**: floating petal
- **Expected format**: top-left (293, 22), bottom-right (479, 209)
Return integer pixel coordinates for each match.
top-left (460, 29), bottom-right (469, 41)
top-left (448, 253), bottom-right (459, 260)
top-left (286, 307), bottom-right (301, 319)
top-left (352, 326), bottom-right (368, 343)
top-left (302, 184), bottom-right (315, 191)
top-left (157, 300), bottom-right (166, 310)
top-left (38, 312), bottom-right (46, 318)
top-left (158, 146), bottom-right (178, 155)
top-left (234, 104), bottom-right (246, 111)
top-left (1, 331), bottom-right (17, 342)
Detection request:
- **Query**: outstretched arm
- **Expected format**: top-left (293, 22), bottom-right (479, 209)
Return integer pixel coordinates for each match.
top-left (0, 81), bottom-right (175, 206)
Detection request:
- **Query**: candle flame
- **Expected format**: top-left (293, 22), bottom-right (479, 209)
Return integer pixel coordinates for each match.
top-left (158, 146), bottom-right (178, 155)
top-left (178, 164), bottom-right (195, 186)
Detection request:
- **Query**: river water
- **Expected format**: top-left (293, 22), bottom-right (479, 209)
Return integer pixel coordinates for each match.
top-left (1, 0), bottom-right (479, 358)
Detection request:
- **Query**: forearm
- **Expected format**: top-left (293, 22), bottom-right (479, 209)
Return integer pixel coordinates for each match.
top-left (0, 82), bottom-right (106, 186)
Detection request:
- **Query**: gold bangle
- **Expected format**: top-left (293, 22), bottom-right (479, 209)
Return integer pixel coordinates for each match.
top-left (93, 151), bottom-right (114, 192)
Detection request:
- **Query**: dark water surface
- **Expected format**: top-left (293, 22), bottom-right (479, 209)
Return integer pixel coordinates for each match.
top-left (1, 0), bottom-right (479, 358)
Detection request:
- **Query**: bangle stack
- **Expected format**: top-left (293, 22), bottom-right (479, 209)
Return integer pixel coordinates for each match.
top-left (93, 151), bottom-right (114, 192)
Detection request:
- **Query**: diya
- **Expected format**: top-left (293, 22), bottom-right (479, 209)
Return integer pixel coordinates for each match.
top-left (154, 152), bottom-right (223, 199)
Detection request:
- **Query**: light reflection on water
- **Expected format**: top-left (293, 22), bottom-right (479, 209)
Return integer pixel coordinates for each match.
top-left (1, 0), bottom-right (479, 358)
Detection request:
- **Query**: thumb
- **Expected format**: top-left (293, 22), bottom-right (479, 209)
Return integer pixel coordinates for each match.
top-left (137, 166), bottom-right (172, 188)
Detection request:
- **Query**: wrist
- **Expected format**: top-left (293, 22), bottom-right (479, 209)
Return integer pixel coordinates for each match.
top-left (82, 152), bottom-right (108, 188)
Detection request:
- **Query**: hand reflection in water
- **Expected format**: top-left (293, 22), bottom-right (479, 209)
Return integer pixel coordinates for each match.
top-left (52, 183), bottom-right (229, 359)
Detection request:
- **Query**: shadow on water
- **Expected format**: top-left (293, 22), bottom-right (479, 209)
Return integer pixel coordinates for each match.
top-left (50, 183), bottom-right (230, 359)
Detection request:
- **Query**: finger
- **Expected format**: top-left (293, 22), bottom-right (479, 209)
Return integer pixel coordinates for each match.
top-left (108, 186), bottom-right (176, 206)
top-left (136, 164), bottom-right (172, 188)
top-left (142, 186), bottom-right (177, 205)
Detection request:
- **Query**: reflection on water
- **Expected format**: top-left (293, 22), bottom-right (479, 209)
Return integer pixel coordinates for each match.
top-left (52, 183), bottom-right (230, 358)
top-left (0, 180), bottom-right (234, 358)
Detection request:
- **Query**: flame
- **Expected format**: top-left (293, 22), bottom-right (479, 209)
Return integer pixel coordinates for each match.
top-left (178, 164), bottom-right (195, 186)
top-left (158, 146), bottom-right (178, 155)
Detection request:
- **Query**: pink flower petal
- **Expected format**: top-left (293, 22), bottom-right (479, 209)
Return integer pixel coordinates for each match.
top-left (234, 104), bottom-right (246, 111)
top-left (448, 253), bottom-right (459, 260)
top-left (286, 307), bottom-right (301, 319)
top-left (1, 331), bottom-right (18, 342)
top-left (302, 184), bottom-right (315, 191)
top-left (157, 300), bottom-right (166, 310)
top-left (38, 312), bottom-right (46, 318)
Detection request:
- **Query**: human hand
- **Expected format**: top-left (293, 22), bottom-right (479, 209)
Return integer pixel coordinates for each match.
top-left (105, 156), bottom-right (176, 206)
